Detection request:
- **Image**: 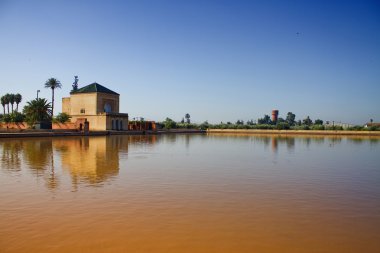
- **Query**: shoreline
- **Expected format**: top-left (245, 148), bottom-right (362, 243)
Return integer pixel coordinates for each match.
top-left (207, 129), bottom-right (380, 136)
top-left (1, 128), bottom-right (380, 138)
top-left (0, 129), bottom-right (206, 138)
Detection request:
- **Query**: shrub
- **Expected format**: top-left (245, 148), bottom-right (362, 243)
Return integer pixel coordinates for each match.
top-left (3, 114), bottom-right (11, 123)
top-left (311, 125), bottom-right (325, 130)
top-left (163, 118), bottom-right (177, 129)
top-left (54, 112), bottom-right (71, 123)
top-left (10, 112), bottom-right (25, 123)
top-left (347, 125), bottom-right (364, 131)
top-left (325, 125), bottom-right (343, 131)
top-left (368, 126), bottom-right (380, 131)
top-left (291, 125), bottom-right (310, 130)
top-left (276, 122), bottom-right (290, 130)
top-left (199, 121), bottom-right (209, 130)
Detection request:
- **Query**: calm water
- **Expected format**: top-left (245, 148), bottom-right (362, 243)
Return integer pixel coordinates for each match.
top-left (0, 134), bottom-right (380, 253)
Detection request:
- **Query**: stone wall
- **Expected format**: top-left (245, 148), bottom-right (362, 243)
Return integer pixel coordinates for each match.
top-left (0, 122), bottom-right (28, 129)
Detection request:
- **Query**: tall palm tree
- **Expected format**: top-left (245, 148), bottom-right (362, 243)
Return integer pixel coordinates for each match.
top-left (15, 93), bottom-right (22, 112)
top-left (44, 78), bottom-right (62, 117)
top-left (14, 93), bottom-right (22, 112)
top-left (0, 96), bottom-right (6, 115)
top-left (4, 93), bottom-right (11, 114)
top-left (9, 93), bottom-right (15, 113)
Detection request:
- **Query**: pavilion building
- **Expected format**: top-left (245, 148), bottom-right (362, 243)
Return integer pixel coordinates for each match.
top-left (62, 83), bottom-right (128, 131)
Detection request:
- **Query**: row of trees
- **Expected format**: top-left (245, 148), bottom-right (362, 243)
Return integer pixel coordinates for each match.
top-left (1, 93), bottom-right (22, 114)
top-left (159, 112), bottom-right (379, 131)
top-left (0, 78), bottom-right (66, 126)
top-left (257, 112), bottom-right (323, 126)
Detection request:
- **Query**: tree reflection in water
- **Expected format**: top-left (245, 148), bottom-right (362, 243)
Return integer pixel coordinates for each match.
top-left (0, 139), bottom-right (22, 173)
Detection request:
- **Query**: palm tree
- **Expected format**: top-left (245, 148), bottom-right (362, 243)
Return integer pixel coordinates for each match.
top-left (9, 93), bottom-right (15, 113)
top-left (15, 93), bottom-right (22, 112)
top-left (0, 96), bottom-right (6, 115)
top-left (44, 78), bottom-right (62, 117)
top-left (23, 98), bottom-right (52, 126)
top-left (4, 93), bottom-right (11, 114)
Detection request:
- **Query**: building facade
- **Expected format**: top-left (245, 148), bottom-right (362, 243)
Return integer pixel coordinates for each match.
top-left (62, 83), bottom-right (128, 131)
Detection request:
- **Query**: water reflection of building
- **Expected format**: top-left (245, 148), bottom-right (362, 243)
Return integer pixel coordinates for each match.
top-left (53, 136), bottom-right (127, 186)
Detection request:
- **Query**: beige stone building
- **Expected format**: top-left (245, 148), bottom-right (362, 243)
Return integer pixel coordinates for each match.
top-left (62, 83), bottom-right (128, 130)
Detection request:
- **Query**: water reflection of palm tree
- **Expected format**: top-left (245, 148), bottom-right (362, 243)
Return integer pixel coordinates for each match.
top-left (0, 140), bottom-right (22, 172)
top-left (22, 139), bottom-right (59, 189)
top-left (22, 139), bottom-right (53, 173)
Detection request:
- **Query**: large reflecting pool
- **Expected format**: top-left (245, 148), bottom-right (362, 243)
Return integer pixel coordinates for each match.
top-left (0, 134), bottom-right (379, 253)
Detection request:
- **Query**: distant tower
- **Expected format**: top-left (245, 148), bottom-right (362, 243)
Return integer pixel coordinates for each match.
top-left (272, 110), bottom-right (279, 123)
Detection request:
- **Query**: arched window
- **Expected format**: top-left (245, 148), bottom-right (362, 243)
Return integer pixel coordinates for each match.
top-left (116, 119), bottom-right (119, 130)
top-left (104, 103), bottom-right (112, 113)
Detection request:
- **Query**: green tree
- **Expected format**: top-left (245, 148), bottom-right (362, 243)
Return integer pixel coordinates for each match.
top-left (246, 119), bottom-right (254, 125)
top-left (14, 93), bottom-right (22, 112)
top-left (185, 113), bottom-right (191, 124)
top-left (286, 112), bottom-right (296, 126)
top-left (199, 121), bottom-right (209, 130)
top-left (4, 93), bottom-right (11, 114)
top-left (163, 117), bottom-right (177, 129)
top-left (258, 115), bottom-right (271, 124)
top-left (314, 119), bottom-right (323, 125)
top-left (303, 116), bottom-right (313, 126)
top-left (9, 94), bottom-right (15, 113)
top-left (44, 78), bottom-right (62, 117)
top-left (0, 96), bottom-right (6, 115)
top-left (23, 98), bottom-right (52, 127)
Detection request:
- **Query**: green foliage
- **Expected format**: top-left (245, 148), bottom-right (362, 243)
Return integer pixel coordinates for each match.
top-left (185, 113), bottom-right (191, 124)
top-left (10, 112), bottom-right (25, 123)
top-left (176, 123), bottom-right (197, 129)
top-left (0, 96), bottom-right (7, 114)
top-left (23, 98), bottom-right (52, 127)
top-left (199, 121), bottom-right (209, 130)
top-left (3, 93), bottom-right (11, 114)
top-left (0, 112), bottom-right (25, 123)
top-left (2, 114), bottom-right (11, 123)
top-left (302, 116), bottom-right (313, 126)
top-left (276, 122), bottom-right (290, 130)
top-left (286, 112), bottom-right (296, 126)
top-left (325, 125), bottom-right (343, 131)
top-left (54, 112), bottom-right (71, 123)
top-left (311, 124), bottom-right (325, 130)
top-left (314, 119), bottom-right (323, 125)
top-left (44, 77), bottom-right (62, 117)
top-left (246, 119), bottom-right (255, 125)
top-left (258, 115), bottom-right (271, 124)
top-left (347, 125), bottom-right (365, 131)
top-left (368, 126), bottom-right (380, 131)
top-left (9, 94), bottom-right (15, 113)
top-left (14, 93), bottom-right (22, 112)
top-left (291, 125), bottom-right (310, 130)
top-left (163, 117), bottom-right (177, 129)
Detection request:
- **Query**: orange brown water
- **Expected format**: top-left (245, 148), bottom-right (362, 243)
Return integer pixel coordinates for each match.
top-left (0, 134), bottom-right (379, 253)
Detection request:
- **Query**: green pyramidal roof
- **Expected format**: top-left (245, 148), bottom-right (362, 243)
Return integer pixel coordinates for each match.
top-left (70, 82), bottom-right (119, 95)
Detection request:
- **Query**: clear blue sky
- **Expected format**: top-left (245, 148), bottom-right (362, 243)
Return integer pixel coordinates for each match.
top-left (0, 0), bottom-right (379, 124)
